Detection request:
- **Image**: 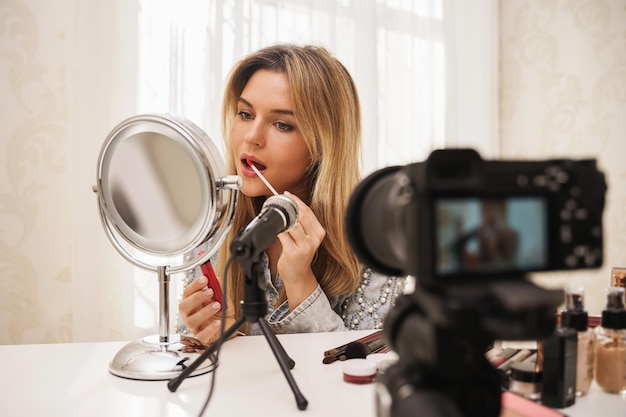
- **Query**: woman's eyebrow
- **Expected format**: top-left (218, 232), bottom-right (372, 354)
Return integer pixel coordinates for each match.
top-left (237, 97), bottom-right (294, 116)
top-left (237, 97), bottom-right (253, 108)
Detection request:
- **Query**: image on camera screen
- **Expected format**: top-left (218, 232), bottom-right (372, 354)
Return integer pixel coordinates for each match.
top-left (434, 196), bottom-right (548, 276)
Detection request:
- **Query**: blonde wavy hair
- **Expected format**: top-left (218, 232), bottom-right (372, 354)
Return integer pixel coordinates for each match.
top-left (217, 44), bottom-right (362, 325)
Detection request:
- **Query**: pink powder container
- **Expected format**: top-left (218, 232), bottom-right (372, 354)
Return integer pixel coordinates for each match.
top-left (342, 358), bottom-right (378, 384)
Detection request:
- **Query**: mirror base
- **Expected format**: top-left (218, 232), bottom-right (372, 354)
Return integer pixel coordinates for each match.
top-left (109, 334), bottom-right (216, 381)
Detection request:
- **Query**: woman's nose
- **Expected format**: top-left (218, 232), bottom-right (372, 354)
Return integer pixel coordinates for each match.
top-left (243, 120), bottom-right (265, 147)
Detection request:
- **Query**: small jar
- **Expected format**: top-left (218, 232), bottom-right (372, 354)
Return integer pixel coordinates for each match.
top-left (509, 362), bottom-right (542, 401)
top-left (366, 352), bottom-right (398, 380)
top-left (342, 359), bottom-right (377, 384)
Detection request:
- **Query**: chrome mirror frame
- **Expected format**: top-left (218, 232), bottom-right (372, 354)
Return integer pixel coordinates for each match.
top-left (93, 113), bottom-right (240, 380)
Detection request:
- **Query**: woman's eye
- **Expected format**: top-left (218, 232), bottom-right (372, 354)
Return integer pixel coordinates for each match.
top-left (237, 110), bottom-right (253, 120)
top-left (275, 122), bottom-right (293, 132)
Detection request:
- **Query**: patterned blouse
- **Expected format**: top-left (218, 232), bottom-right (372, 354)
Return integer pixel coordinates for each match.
top-left (178, 251), bottom-right (406, 335)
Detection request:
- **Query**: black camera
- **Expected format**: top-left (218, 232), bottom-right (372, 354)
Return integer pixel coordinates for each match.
top-left (346, 148), bottom-right (605, 283)
top-left (345, 149), bottom-right (606, 417)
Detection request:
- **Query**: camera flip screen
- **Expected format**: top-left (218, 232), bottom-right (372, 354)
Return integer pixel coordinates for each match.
top-left (434, 196), bottom-right (549, 276)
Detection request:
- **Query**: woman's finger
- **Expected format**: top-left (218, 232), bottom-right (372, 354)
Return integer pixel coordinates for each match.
top-left (183, 276), bottom-right (210, 298)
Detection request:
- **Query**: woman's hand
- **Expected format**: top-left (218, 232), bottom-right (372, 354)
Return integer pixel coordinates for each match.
top-left (178, 274), bottom-right (236, 345)
top-left (276, 192), bottom-right (326, 309)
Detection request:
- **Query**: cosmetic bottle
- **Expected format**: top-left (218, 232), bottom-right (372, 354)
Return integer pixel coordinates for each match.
top-left (540, 327), bottom-right (577, 408)
top-left (594, 287), bottom-right (626, 394)
top-left (560, 286), bottom-right (595, 396)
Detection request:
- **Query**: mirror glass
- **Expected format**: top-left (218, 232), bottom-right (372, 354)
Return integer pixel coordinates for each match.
top-left (96, 114), bottom-right (236, 265)
top-left (103, 129), bottom-right (206, 253)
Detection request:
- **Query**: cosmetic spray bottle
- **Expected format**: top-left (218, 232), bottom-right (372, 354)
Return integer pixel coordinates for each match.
top-left (541, 327), bottom-right (577, 408)
top-left (560, 286), bottom-right (595, 396)
top-left (594, 287), bottom-right (626, 394)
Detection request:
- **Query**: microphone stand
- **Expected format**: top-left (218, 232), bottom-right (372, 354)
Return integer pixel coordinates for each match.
top-left (167, 254), bottom-right (309, 411)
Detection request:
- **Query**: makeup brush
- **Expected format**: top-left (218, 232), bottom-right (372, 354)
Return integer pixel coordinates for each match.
top-left (323, 332), bottom-right (387, 364)
top-left (323, 330), bottom-right (382, 358)
top-left (341, 337), bottom-right (386, 361)
top-left (323, 342), bottom-right (368, 364)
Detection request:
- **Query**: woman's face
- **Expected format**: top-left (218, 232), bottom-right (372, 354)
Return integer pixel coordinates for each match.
top-left (230, 69), bottom-right (311, 200)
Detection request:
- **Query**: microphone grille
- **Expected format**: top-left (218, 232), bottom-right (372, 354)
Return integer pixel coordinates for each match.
top-left (262, 194), bottom-right (299, 231)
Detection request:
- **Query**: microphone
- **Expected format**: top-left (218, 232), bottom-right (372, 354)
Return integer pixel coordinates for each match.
top-left (167, 193), bottom-right (304, 398)
top-left (230, 194), bottom-right (299, 261)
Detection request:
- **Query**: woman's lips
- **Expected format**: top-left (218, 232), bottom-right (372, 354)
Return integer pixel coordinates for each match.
top-left (242, 157), bottom-right (279, 195)
top-left (240, 157), bottom-right (267, 178)
top-left (245, 158), bottom-right (267, 170)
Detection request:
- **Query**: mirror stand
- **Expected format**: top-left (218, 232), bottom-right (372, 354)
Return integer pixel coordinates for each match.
top-left (95, 113), bottom-right (240, 381)
top-left (109, 265), bottom-right (215, 381)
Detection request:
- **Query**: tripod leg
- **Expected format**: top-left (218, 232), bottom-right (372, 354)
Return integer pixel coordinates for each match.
top-left (168, 316), bottom-right (246, 392)
top-left (257, 319), bottom-right (308, 410)
top-left (257, 322), bottom-right (295, 369)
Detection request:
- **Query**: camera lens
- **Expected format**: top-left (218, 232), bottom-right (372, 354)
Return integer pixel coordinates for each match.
top-left (345, 165), bottom-right (413, 277)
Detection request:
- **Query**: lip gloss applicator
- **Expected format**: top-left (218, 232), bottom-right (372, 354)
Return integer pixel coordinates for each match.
top-left (246, 159), bottom-right (280, 196)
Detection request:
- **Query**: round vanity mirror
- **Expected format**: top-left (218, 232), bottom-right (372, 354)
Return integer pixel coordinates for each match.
top-left (93, 113), bottom-right (240, 380)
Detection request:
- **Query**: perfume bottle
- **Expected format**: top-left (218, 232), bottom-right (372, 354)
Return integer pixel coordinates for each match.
top-left (560, 286), bottom-right (595, 396)
top-left (594, 287), bottom-right (626, 394)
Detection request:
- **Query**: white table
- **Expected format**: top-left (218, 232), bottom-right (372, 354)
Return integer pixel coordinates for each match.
top-left (0, 331), bottom-right (623, 416)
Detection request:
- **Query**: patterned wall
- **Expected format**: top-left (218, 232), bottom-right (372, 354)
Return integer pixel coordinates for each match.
top-left (0, 1), bottom-right (73, 344)
top-left (1, 0), bottom-right (624, 344)
top-left (500, 0), bottom-right (626, 314)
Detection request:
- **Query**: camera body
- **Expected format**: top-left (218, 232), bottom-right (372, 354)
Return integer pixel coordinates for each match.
top-left (345, 149), bottom-right (607, 417)
top-left (346, 148), bottom-right (606, 285)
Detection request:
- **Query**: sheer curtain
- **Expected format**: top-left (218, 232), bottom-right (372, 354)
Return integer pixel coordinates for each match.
top-left (69, 0), bottom-right (498, 342)
top-left (69, 0), bottom-right (151, 342)
top-left (136, 0), bottom-right (499, 174)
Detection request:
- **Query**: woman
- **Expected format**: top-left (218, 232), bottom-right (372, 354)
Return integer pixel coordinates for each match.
top-left (179, 44), bottom-right (405, 345)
